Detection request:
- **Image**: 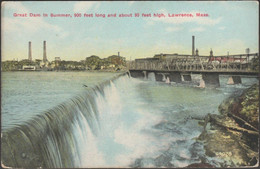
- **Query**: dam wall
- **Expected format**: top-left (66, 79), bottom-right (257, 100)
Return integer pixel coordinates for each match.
top-left (1, 72), bottom-right (127, 168)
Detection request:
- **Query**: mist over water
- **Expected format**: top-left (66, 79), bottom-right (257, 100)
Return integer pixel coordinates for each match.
top-left (70, 73), bottom-right (257, 167)
top-left (1, 72), bottom-right (258, 167)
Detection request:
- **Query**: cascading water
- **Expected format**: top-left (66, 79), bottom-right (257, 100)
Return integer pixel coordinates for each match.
top-left (2, 74), bottom-right (168, 168)
top-left (2, 87), bottom-right (103, 168)
top-left (75, 76), bottom-right (172, 167)
top-left (147, 72), bottom-right (156, 81)
top-left (165, 77), bottom-right (171, 84)
top-left (162, 73), bottom-right (166, 81)
top-left (142, 71), bottom-right (147, 79)
top-left (2, 73), bottom-right (258, 168)
top-left (2, 74), bottom-right (123, 168)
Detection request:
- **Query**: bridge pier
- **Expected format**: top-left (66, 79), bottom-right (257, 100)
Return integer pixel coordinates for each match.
top-left (147, 71), bottom-right (156, 81)
top-left (233, 76), bottom-right (242, 84)
top-left (182, 74), bottom-right (192, 82)
top-left (126, 71), bottom-right (130, 77)
top-left (128, 70), bottom-right (256, 88)
top-left (227, 76), bottom-right (242, 85)
top-left (202, 73), bottom-right (220, 87)
top-left (130, 70), bottom-right (145, 78)
top-left (169, 72), bottom-right (182, 83)
top-left (155, 73), bottom-right (163, 81)
top-left (143, 71), bottom-right (147, 79)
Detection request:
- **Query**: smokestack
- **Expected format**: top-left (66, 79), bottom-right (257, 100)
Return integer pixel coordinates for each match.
top-left (28, 41), bottom-right (32, 61)
top-left (118, 52), bottom-right (120, 57)
top-left (43, 41), bottom-right (47, 63)
top-left (192, 36), bottom-right (195, 56)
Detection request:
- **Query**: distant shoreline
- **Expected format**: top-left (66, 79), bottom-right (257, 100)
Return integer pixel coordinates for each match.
top-left (1, 69), bottom-right (127, 73)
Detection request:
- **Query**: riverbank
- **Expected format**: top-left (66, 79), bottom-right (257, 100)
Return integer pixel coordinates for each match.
top-left (197, 84), bottom-right (259, 167)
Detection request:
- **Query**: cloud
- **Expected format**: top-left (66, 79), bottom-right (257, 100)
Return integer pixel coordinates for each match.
top-left (73, 2), bottom-right (100, 13)
top-left (223, 39), bottom-right (246, 51)
top-left (213, 39), bottom-right (247, 55)
top-left (58, 31), bottom-right (69, 39)
top-left (3, 16), bottom-right (69, 39)
top-left (189, 27), bottom-right (205, 32)
top-left (2, 1), bottom-right (29, 13)
top-left (150, 39), bottom-right (187, 55)
top-left (146, 21), bottom-right (155, 26)
top-left (4, 17), bottom-right (56, 32)
top-left (152, 9), bottom-right (222, 26)
top-left (2, 2), bottom-right (69, 39)
top-left (166, 27), bottom-right (182, 32)
top-left (218, 26), bottom-right (226, 30)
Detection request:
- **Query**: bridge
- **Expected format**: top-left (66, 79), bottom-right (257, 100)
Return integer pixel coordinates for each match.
top-left (127, 53), bottom-right (259, 87)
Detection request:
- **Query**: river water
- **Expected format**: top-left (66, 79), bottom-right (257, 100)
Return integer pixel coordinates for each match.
top-left (1, 71), bottom-right (119, 130)
top-left (1, 71), bottom-right (258, 167)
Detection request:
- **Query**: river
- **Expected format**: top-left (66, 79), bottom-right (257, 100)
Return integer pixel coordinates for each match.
top-left (1, 71), bottom-right (258, 167)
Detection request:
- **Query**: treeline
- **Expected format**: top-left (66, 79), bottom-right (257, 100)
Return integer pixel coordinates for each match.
top-left (1, 55), bottom-right (126, 71)
top-left (1, 60), bottom-right (39, 71)
top-left (85, 55), bottom-right (126, 70)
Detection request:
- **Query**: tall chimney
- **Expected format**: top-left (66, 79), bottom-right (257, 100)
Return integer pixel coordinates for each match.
top-left (192, 36), bottom-right (195, 56)
top-left (43, 41), bottom-right (47, 63)
top-left (28, 41), bottom-right (32, 61)
top-left (118, 52), bottom-right (120, 57)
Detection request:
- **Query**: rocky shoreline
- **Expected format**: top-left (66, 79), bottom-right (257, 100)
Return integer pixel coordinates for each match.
top-left (195, 84), bottom-right (259, 167)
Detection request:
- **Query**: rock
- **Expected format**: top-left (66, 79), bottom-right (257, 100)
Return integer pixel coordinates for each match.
top-left (197, 84), bottom-right (259, 167)
top-left (21, 153), bottom-right (26, 158)
top-left (219, 84), bottom-right (259, 128)
top-left (198, 121), bottom-right (205, 126)
top-left (154, 154), bottom-right (173, 167)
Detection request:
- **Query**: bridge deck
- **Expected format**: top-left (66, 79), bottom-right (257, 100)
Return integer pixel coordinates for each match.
top-left (129, 69), bottom-right (259, 76)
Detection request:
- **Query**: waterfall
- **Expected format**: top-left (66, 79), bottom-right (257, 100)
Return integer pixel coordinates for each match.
top-left (127, 70), bottom-right (131, 77)
top-left (165, 77), bottom-right (171, 84)
top-left (1, 73), bottom-right (127, 168)
top-left (143, 71), bottom-right (147, 79)
top-left (147, 72), bottom-right (156, 82)
top-left (162, 73), bottom-right (166, 82)
top-left (198, 79), bottom-right (205, 88)
top-left (4, 72), bottom-right (250, 168)
top-left (2, 72), bottom-right (165, 168)
top-left (2, 86), bottom-right (103, 168)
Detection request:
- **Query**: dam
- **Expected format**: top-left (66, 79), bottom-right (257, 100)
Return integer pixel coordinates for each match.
top-left (1, 71), bottom-right (259, 168)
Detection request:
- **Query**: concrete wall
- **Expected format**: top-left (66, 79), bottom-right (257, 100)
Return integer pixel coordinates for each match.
top-left (182, 74), bottom-right (192, 81)
top-left (202, 73), bottom-right (220, 87)
top-left (129, 70), bottom-right (246, 88)
top-left (130, 70), bottom-right (145, 78)
top-left (155, 73), bottom-right (163, 81)
top-left (232, 76), bottom-right (242, 84)
top-left (169, 72), bottom-right (182, 83)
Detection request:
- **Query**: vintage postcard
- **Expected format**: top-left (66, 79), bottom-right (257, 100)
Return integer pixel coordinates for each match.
top-left (1, 1), bottom-right (259, 168)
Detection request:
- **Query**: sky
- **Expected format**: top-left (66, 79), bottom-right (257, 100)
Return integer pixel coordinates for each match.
top-left (1, 1), bottom-right (259, 61)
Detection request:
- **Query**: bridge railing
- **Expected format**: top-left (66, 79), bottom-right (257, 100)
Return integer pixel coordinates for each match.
top-left (128, 54), bottom-right (259, 72)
